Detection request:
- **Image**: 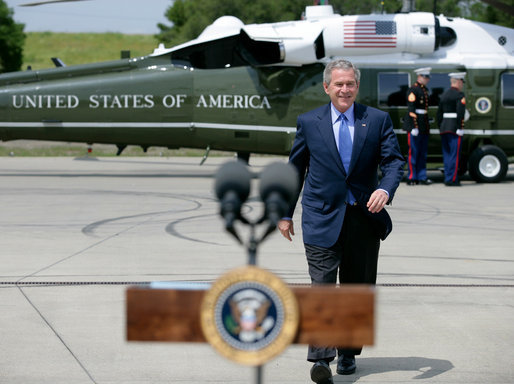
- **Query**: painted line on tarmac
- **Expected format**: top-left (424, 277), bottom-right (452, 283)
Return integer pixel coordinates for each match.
top-left (1, 281), bottom-right (513, 288)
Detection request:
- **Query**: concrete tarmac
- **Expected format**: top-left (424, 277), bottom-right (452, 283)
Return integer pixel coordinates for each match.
top-left (1, 156), bottom-right (513, 384)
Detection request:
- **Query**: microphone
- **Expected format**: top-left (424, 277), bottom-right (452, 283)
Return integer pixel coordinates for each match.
top-left (214, 161), bottom-right (252, 236)
top-left (258, 162), bottom-right (299, 226)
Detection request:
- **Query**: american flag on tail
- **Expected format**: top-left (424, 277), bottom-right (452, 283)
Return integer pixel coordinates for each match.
top-left (343, 20), bottom-right (397, 48)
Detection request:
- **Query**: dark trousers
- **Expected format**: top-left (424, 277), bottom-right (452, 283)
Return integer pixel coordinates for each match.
top-left (407, 133), bottom-right (429, 181)
top-left (441, 133), bottom-right (462, 183)
top-left (305, 205), bottom-right (380, 362)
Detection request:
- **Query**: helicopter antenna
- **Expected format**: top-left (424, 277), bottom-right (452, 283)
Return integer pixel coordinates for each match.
top-left (51, 57), bottom-right (66, 67)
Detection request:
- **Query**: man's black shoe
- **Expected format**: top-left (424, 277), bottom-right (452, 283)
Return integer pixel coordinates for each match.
top-left (310, 360), bottom-right (333, 384)
top-left (419, 179), bottom-right (433, 185)
top-left (406, 180), bottom-right (418, 185)
top-left (336, 355), bottom-right (356, 375)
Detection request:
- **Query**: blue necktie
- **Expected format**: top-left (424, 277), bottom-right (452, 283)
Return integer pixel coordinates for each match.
top-left (338, 114), bottom-right (352, 172)
top-left (338, 114), bottom-right (356, 204)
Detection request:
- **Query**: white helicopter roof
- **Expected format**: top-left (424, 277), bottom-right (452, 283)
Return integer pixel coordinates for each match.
top-left (150, 6), bottom-right (514, 70)
top-left (435, 15), bottom-right (514, 69)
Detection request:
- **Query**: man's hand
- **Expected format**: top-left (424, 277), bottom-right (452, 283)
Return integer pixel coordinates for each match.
top-left (278, 219), bottom-right (295, 241)
top-left (367, 189), bottom-right (389, 213)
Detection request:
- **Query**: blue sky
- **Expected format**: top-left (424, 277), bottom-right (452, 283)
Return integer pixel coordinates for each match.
top-left (5, 0), bottom-right (172, 34)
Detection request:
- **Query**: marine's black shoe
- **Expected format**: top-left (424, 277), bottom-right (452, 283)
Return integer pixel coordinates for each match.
top-left (310, 360), bottom-right (334, 384)
top-left (445, 181), bottom-right (461, 187)
top-left (419, 179), bottom-right (433, 185)
top-left (336, 354), bottom-right (356, 375)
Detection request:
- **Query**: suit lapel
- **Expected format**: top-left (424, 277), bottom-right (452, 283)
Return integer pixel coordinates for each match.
top-left (349, 103), bottom-right (369, 175)
top-left (316, 104), bottom-right (346, 175)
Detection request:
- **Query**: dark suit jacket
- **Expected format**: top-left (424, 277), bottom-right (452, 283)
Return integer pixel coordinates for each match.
top-left (288, 102), bottom-right (405, 247)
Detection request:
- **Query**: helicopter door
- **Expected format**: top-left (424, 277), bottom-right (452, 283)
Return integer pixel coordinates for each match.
top-left (465, 69), bottom-right (512, 181)
top-left (466, 68), bottom-right (499, 147)
top-left (496, 72), bottom-right (514, 155)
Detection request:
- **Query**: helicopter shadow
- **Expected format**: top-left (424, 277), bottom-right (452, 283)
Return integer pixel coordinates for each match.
top-left (332, 356), bottom-right (454, 382)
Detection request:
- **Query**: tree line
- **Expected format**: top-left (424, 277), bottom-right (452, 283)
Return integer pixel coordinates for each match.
top-left (0, 0), bottom-right (25, 73)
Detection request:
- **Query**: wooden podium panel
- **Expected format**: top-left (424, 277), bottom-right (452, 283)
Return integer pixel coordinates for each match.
top-left (126, 285), bottom-right (374, 347)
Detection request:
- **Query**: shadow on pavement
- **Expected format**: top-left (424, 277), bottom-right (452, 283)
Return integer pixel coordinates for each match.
top-left (333, 356), bottom-right (454, 382)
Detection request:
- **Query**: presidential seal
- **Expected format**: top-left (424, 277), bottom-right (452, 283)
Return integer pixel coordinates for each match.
top-left (200, 266), bottom-right (299, 366)
top-left (475, 97), bottom-right (492, 114)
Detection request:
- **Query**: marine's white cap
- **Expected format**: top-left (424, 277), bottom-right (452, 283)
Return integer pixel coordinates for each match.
top-left (414, 67), bottom-right (431, 76)
top-left (449, 72), bottom-right (466, 81)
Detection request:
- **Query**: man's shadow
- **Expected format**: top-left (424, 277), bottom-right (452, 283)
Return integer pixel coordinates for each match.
top-left (332, 356), bottom-right (454, 382)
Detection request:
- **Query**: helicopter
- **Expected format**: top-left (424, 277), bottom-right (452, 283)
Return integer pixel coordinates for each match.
top-left (0, 2), bottom-right (513, 182)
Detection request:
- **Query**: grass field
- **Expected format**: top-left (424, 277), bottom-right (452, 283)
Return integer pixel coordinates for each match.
top-left (23, 32), bottom-right (160, 70)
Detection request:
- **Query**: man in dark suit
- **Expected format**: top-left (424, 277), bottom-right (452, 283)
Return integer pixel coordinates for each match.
top-left (278, 59), bottom-right (405, 384)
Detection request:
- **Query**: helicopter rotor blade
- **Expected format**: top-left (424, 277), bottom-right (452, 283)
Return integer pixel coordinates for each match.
top-left (20, 0), bottom-right (90, 6)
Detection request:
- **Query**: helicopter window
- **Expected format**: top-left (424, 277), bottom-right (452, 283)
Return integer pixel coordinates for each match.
top-left (378, 72), bottom-right (409, 107)
top-left (426, 73), bottom-right (452, 107)
top-left (379, 72), bottom-right (455, 108)
top-left (501, 73), bottom-right (514, 107)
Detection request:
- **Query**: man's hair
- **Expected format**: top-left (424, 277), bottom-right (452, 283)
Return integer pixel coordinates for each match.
top-left (323, 59), bottom-right (361, 85)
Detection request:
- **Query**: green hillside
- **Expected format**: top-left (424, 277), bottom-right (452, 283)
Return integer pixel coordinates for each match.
top-left (23, 32), bottom-right (160, 70)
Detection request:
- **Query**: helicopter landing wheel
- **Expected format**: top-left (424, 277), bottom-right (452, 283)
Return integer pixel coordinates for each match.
top-left (468, 145), bottom-right (508, 183)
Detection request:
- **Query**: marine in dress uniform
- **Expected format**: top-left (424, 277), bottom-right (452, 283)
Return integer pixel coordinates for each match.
top-left (437, 72), bottom-right (466, 186)
top-left (404, 67), bottom-right (432, 185)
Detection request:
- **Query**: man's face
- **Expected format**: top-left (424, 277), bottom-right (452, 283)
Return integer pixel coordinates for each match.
top-left (418, 74), bottom-right (430, 86)
top-left (451, 78), bottom-right (464, 91)
top-left (323, 68), bottom-right (359, 113)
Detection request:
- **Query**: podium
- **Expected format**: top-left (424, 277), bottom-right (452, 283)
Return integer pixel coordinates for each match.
top-left (126, 283), bottom-right (374, 346)
top-left (126, 161), bottom-right (375, 381)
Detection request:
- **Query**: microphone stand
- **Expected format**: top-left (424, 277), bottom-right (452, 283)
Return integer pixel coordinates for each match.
top-left (216, 160), bottom-right (297, 384)
top-left (223, 214), bottom-right (277, 384)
